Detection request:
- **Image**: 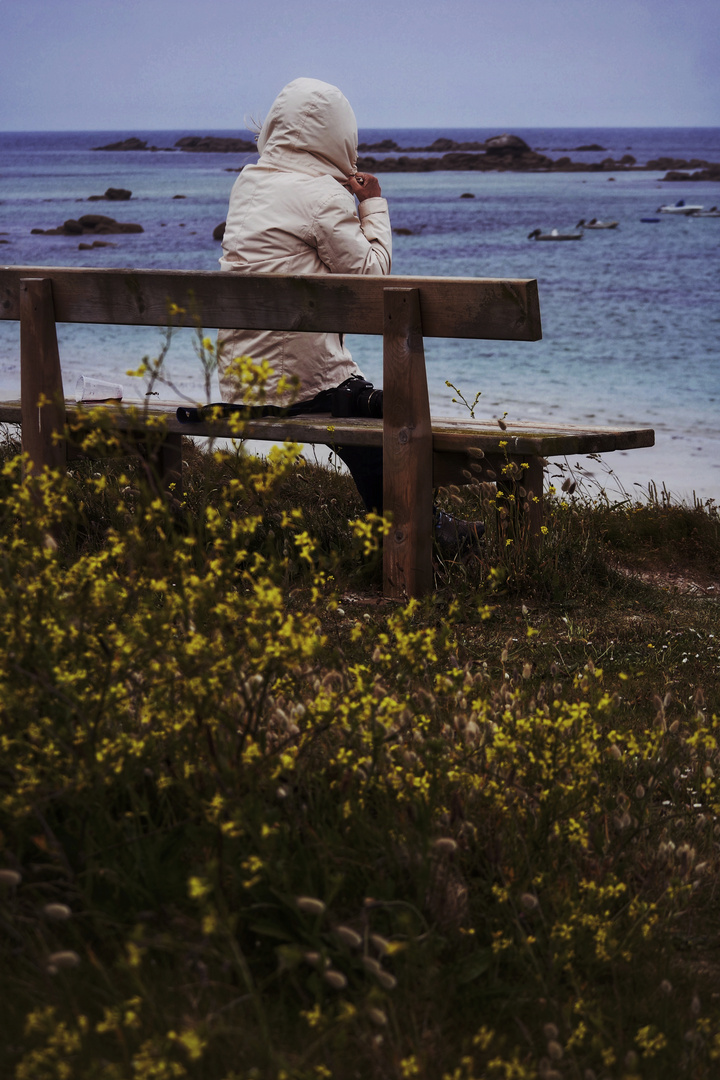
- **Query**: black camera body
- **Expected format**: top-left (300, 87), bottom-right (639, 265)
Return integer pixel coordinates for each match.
top-left (331, 376), bottom-right (383, 419)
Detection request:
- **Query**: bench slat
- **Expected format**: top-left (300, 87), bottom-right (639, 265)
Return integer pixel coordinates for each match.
top-left (0, 267), bottom-right (542, 341)
top-left (0, 401), bottom-right (655, 455)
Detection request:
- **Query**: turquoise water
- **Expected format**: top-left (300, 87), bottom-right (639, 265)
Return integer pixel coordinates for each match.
top-left (1, 129), bottom-right (719, 502)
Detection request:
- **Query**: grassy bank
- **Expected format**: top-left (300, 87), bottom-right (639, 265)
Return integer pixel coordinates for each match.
top-left (1, 425), bottom-right (719, 1080)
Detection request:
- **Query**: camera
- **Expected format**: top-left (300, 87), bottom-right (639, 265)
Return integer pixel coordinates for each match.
top-left (331, 376), bottom-right (383, 419)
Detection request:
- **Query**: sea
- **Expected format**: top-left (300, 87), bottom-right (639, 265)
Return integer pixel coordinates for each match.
top-left (1, 127), bottom-right (719, 504)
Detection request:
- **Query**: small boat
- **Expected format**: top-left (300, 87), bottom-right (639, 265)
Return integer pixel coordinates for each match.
top-left (686, 206), bottom-right (720, 218)
top-left (527, 228), bottom-right (583, 241)
top-left (640, 218), bottom-right (661, 223)
top-left (657, 199), bottom-right (704, 215)
top-left (577, 218), bottom-right (619, 229)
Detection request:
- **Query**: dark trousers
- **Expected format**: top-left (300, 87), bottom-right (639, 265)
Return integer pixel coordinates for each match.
top-left (193, 386), bottom-right (385, 514)
top-left (333, 445), bottom-right (383, 514)
top-left (282, 387), bottom-right (384, 514)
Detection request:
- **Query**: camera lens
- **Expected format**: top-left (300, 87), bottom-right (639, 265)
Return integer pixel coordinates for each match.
top-left (356, 387), bottom-right (383, 418)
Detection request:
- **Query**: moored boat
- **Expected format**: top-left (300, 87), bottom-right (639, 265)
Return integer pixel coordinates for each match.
top-left (528, 228), bottom-right (583, 241)
top-left (577, 218), bottom-right (619, 229)
top-left (686, 206), bottom-right (720, 218)
top-left (657, 199), bottom-right (704, 215)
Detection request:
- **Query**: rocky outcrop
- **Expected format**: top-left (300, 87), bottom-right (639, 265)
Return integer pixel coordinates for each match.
top-left (356, 143), bottom-right (554, 173)
top-left (358, 138), bottom-right (401, 152)
top-left (32, 214), bottom-right (144, 236)
top-left (662, 164), bottom-right (720, 182)
top-left (484, 133), bottom-right (531, 155)
top-left (88, 132), bottom-right (720, 177)
top-left (93, 138), bottom-right (149, 151)
top-left (88, 187), bottom-right (132, 201)
top-left (175, 136), bottom-right (256, 153)
top-left (358, 137), bottom-right (485, 153)
top-left (647, 157), bottom-right (712, 171)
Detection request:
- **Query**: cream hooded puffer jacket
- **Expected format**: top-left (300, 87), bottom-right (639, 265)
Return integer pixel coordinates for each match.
top-left (217, 78), bottom-right (392, 405)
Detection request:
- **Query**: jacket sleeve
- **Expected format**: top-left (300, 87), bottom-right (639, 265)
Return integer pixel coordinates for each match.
top-left (310, 189), bottom-right (392, 276)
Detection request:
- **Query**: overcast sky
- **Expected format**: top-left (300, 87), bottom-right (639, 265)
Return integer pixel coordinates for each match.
top-left (1, 0), bottom-right (718, 131)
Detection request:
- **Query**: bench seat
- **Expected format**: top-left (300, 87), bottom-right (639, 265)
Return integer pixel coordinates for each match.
top-left (0, 396), bottom-right (654, 534)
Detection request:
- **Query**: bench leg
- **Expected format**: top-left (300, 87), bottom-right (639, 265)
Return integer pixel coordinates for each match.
top-left (20, 277), bottom-right (66, 475)
top-left (133, 430), bottom-right (184, 499)
top-left (523, 457), bottom-right (544, 543)
top-left (157, 432), bottom-right (183, 497)
top-left (383, 288), bottom-right (433, 599)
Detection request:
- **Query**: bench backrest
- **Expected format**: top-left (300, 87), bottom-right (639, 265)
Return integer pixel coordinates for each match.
top-left (1, 267), bottom-right (541, 340)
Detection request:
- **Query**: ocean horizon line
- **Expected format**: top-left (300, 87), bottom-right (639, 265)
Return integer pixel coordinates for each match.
top-left (3, 124), bottom-right (720, 135)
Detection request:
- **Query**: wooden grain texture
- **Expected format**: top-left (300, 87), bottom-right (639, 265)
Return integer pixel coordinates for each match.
top-left (20, 278), bottom-right (66, 474)
top-left (0, 267), bottom-right (542, 341)
top-left (0, 401), bottom-right (654, 455)
top-left (523, 458), bottom-right (544, 539)
top-left (383, 289), bottom-right (434, 599)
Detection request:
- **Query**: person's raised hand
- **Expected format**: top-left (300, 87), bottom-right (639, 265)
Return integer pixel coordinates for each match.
top-left (345, 172), bottom-right (382, 201)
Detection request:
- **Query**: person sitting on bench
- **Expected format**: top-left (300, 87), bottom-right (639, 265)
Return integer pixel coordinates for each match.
top-left (218, 76), bottom-right (481, 547)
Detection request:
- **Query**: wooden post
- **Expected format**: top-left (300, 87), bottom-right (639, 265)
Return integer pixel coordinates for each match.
top-left (157, 432), bottom-right (183, 498)
top-left (523, 457), bottom-right (544, 541)
top-left (20, 278), bottom-right (66, 474)
top-left (383, 288), bottom-right (433, 599)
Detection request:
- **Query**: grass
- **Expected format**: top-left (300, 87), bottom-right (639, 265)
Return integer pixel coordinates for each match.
top-left (0, 424), bottom-right (719, 1080)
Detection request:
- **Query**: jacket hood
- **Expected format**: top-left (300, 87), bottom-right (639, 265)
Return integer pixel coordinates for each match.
top-left (257, 78), bottom-right (358, 180)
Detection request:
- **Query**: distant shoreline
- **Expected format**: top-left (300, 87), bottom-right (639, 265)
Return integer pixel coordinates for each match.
top-left (92, 133), bottom-right (720, 180)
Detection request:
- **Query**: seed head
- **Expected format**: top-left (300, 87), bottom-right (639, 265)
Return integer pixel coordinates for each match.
top-left (370, 933), bottom-right (391, 956)
top-left (376, 969), bottom-right (397, 990)
top-left (323, 969), bottom-right (347, 990)
top-left (547, 1040), bottom-right (563, 1061)
top-left (43, 903), bottom-right (72, 921)
top-left (47, 950), bottom-right (80, 970)
top-left (432, 837), bottom-right (457, 855)
top-left (520, 893), bottom-right (539, 911)
top-left (367, 1007), bottom-right (387, 1026)
top-left (335, 926), bottom-right (362, 948)
top-left (0, 869), bottom-right (21, 887)
top-left (543, 1023), bottom-right (558, 1041)
top-left (296, 896), bottom-right (326, 917)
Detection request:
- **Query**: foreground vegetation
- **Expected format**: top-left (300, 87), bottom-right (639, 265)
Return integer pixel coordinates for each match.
top-left (1, 420), bottom-right (719, 1080)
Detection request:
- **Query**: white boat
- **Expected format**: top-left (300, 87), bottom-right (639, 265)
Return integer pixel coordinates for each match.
top-left (657, 199), bottom-right (704, 215)
top-left (528, 228), bottom-right (583, 241)
top-left (577, 218), bottom-right (619, 229)
top-left (686, 206), bottom-right (720, 218)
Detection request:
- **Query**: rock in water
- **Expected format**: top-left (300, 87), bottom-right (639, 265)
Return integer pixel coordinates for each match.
top-left (32, 215), bottom-right (143, 235)
top-left (88, 187), bottom-right (132, 201)
top-left (484, 133), bottom-right (532, 155)
top-left (175, 136), bottom-right (256, 153)
top-left (92, 137), bottom-right (148, 151)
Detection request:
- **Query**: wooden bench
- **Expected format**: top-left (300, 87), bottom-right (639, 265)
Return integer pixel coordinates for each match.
top-left (0, 266), bottom-right (654, 598)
